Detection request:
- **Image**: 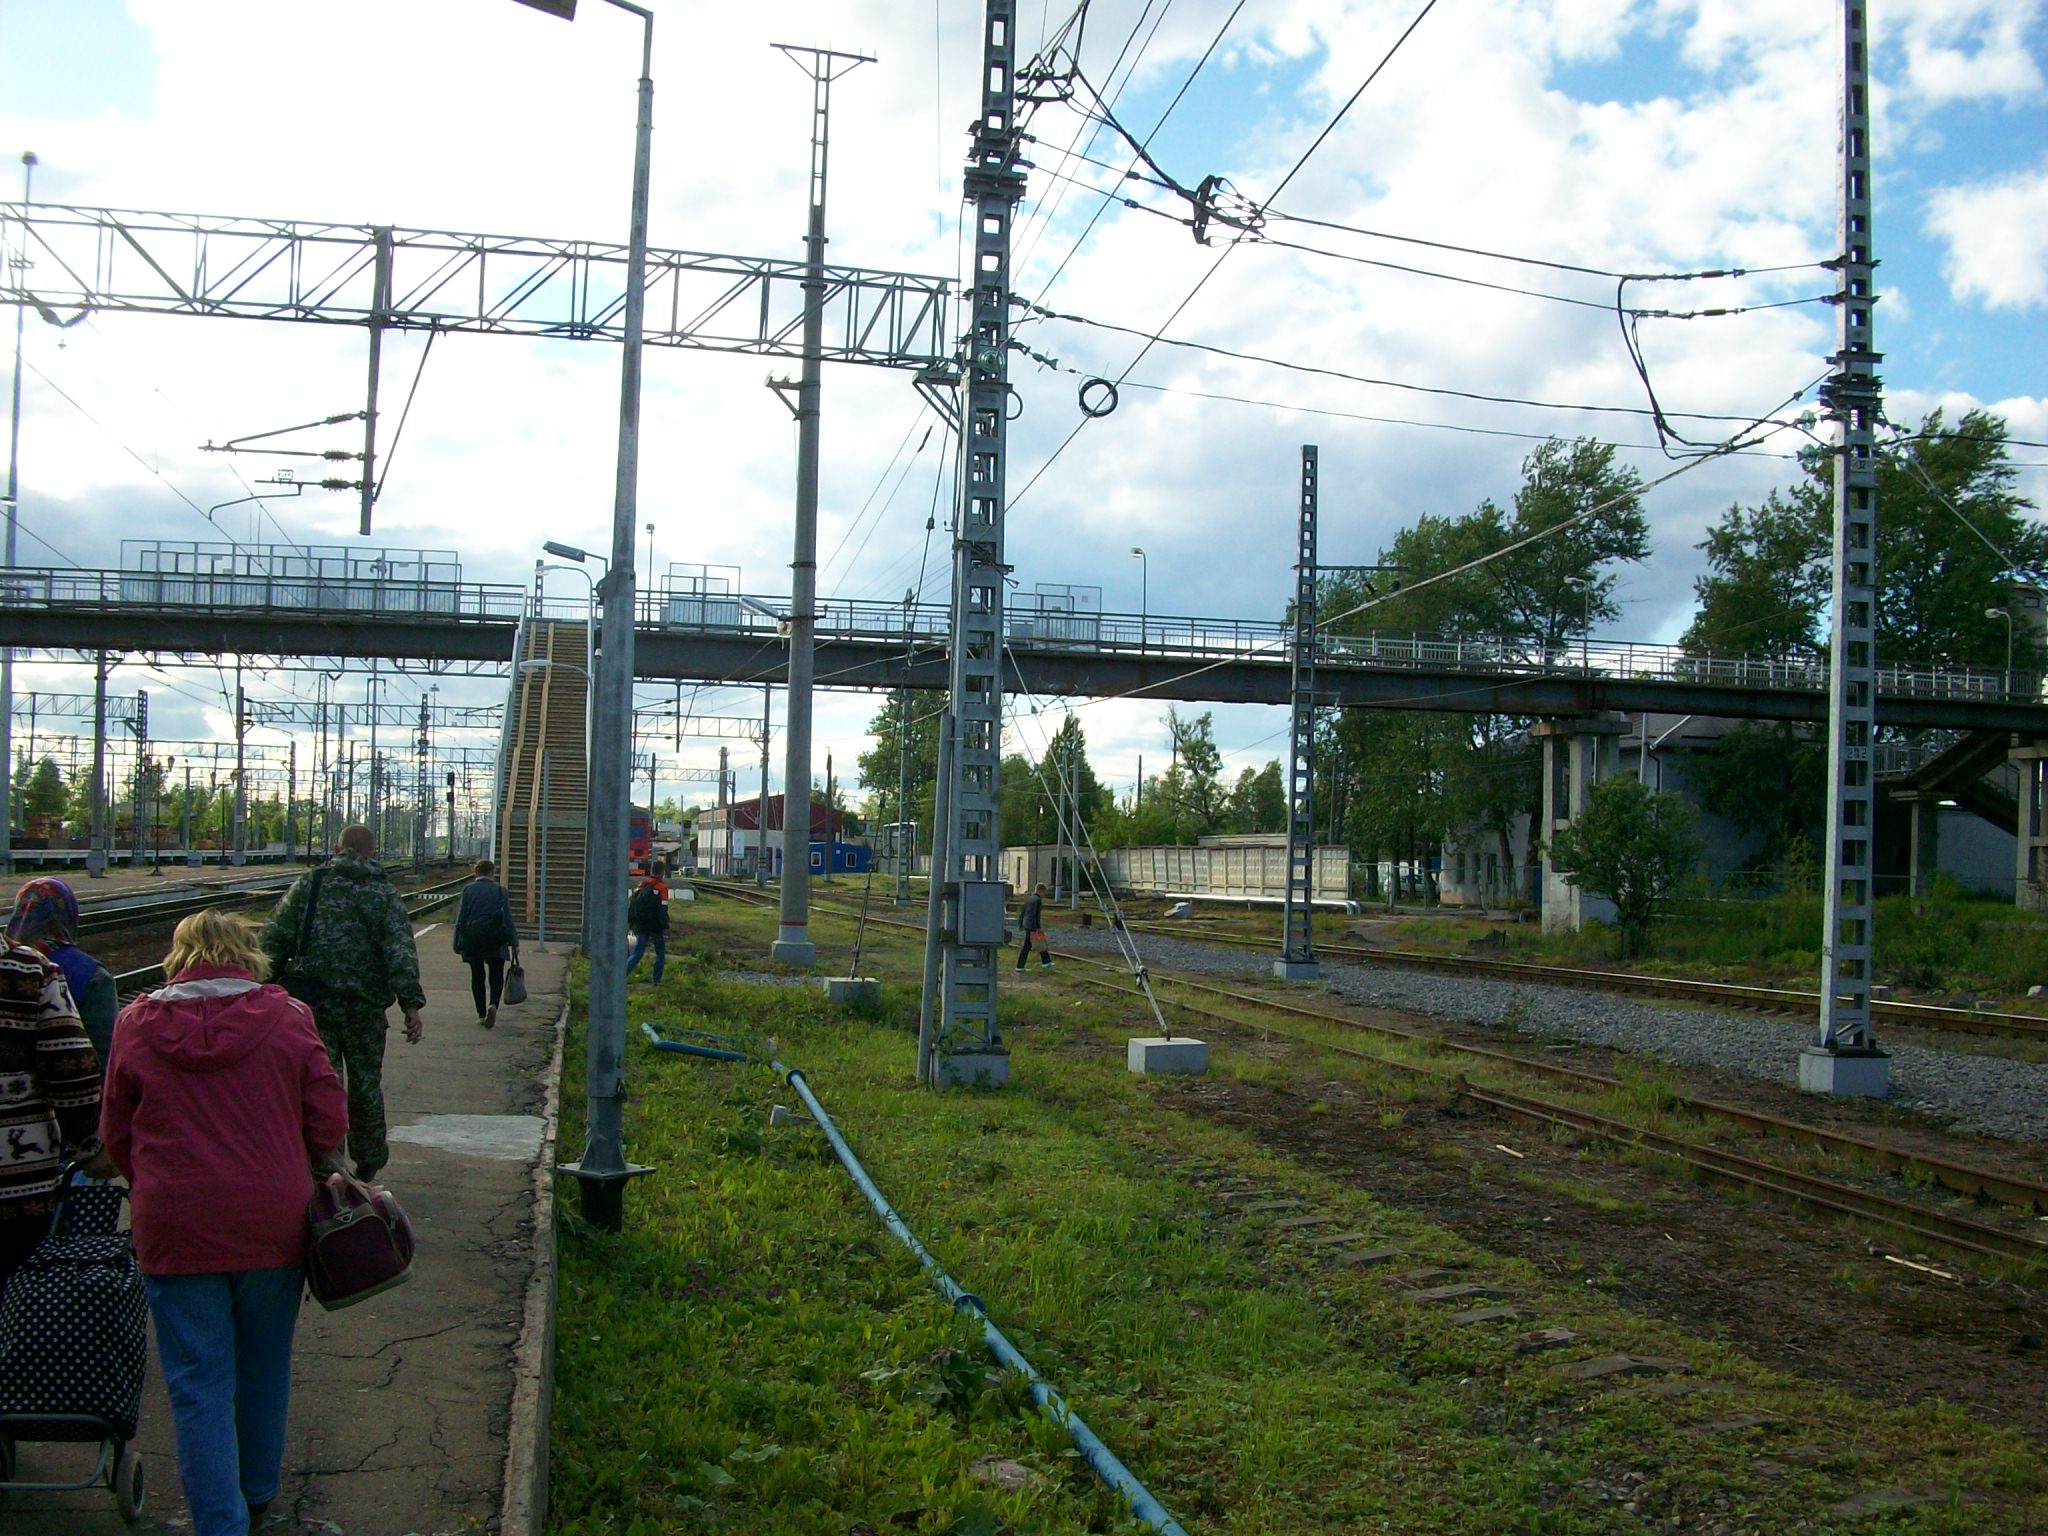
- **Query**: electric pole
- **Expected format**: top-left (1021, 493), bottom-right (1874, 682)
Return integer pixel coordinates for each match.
top-left (770, 42), bottom-right (872, 967)
top-left (1276, 447), bottom-right (1320, 982)
top-left (1805, 0), bottom-right (1889, 1098)
top-left (920, 0), bottom-right (1025, 1088)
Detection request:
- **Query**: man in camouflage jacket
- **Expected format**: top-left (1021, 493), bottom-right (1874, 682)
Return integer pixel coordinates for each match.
top-left (263, 824), bottom-right (426, 1181)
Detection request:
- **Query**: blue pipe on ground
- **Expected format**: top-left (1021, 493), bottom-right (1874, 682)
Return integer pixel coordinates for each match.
top-left (639, 1022), bottom-right (750, 1062)
top-left (777, 1062), bottom-right (1190, 1536)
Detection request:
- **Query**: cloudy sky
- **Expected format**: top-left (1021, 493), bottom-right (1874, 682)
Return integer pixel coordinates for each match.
top-left (3, 0), bottom-right (2045, 815)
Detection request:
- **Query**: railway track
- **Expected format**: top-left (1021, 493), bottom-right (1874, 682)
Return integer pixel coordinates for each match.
top-left (1119, 918), bottom-right (2048, 1045)
top-left (109, 873), bottom-right (469, 997)
top-left (693, 878), bottom-right (2048, 1268)
top-left (1074, 965), bottom-right (2048, 1270)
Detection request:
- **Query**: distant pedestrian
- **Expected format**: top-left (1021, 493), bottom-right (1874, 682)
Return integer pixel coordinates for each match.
top-left (626, 860), bottom-right (670, 984)
top-left (101, 909), bottom-right (348, 1536)
top-left (1015, 882), bottom-right (1052, 970)
top-left (262, 825), bottom-right (424, 1182)
top-left (452, 858), bottom-right (517, 1028)
top-left (0, 937), bottom-right (103, 1288)
top-left (8, 875), bottom-right (119, 1065)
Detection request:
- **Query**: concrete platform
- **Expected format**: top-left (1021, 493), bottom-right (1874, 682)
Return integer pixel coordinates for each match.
top-left (1127, 1036), bottom-right (1209, 1075)
top-left (4, 917), bottom-right (568, 1536)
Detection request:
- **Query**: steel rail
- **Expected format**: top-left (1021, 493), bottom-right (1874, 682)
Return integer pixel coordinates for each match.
top-left (1072, 970), bottom-right (2048, 1269)
top-left (693, 879), bottom-right (2048, 1221)
top-left (1121, 919), bottom-right (2048, 1044)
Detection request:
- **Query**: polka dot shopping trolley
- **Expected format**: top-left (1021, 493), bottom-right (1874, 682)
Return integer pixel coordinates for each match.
top-left (0, 1168), bottom-right (149, 1521)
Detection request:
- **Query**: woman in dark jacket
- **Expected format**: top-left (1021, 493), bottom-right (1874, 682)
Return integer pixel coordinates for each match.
top-left (9, 876), bottom-right (119, 1064)
top-left (452, 859), bottom-right (516, 1028)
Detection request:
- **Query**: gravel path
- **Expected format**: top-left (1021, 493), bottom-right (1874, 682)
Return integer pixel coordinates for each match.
top-left (1059, 925), bottom-right (2048, 1145)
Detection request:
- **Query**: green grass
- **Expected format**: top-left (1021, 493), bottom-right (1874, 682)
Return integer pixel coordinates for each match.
top-left (547, 904), bottom-right (2048, 1534)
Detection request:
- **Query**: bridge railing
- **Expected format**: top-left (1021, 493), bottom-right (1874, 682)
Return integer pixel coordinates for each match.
top-left (5, 567), bottom-right (2021, 702)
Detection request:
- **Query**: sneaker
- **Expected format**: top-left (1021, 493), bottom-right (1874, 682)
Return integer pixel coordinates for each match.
top-left (483, 1005), bottom-right (498, 1029)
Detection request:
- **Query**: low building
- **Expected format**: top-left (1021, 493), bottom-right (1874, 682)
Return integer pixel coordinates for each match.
top-left (694, 794), bottom-right (845, 877)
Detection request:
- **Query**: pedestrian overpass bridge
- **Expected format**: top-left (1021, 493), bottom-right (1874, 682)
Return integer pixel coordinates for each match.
top-left (2, 565), bottom-right (2042, 733)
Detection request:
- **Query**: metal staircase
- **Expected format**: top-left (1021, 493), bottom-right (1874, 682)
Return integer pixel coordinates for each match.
top-left (495, 620), bottom-right (591, 943)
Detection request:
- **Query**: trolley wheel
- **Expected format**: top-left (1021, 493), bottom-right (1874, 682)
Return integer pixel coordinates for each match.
top-left (114, 1447), bottom-right (145, 1523)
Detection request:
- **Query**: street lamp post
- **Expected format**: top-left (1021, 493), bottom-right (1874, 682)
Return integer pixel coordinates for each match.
top-left (1130, 547), bottom-right (1146, 652)
top-left (1988, 606), bottom-right (2014, 698)
top-left (514, 0), bottom-right (656, 1231)
top-left (2, 150), bottom-right (39, 877)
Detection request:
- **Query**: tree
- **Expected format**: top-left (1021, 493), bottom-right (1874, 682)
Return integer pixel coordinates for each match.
top-left (1314, 439), bottom-right (1647, 901)
top-left (1683, 408), bottom-right (2044, 669)
top-left (1547, 777), bottom-right (1704, 959)
top-left (999, 716), bottom-right (1111, 848)
top-left (1366, 437), bottom-right (1649, 651)
top-left (856, 692), bottom-right (941, 841)
top-left (1680, 491), bottom-right (1830, 659)
top-left (1223, 760), bottom-right (1286, 834)
top-left (1151, 709), bottom-right (1224, 842)
top-left (22, 757), bottom-right (67, 820)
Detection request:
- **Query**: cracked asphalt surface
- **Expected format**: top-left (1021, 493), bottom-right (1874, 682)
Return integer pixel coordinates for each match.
top-left (3, 929), bottom-right (565, 1536)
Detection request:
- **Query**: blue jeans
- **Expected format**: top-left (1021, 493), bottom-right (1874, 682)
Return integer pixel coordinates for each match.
top-left (144, 1266), bottom-right (304, 1536)
top-left (626, 929), bottom-right (666, 982)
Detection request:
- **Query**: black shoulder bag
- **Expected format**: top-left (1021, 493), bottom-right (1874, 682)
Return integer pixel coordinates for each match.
top-left (278, 868), bottom-right (330, 1008)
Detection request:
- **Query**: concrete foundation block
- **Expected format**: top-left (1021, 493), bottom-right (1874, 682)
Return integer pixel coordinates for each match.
top-left (1797, 1045), bottom-right (1891, 1099)
top-left (1271, 960), bottom-right (1320, 982)
top-left (771, 938), bottom-right (817, 968)
top-left (936, 1048), bottom-right (1010, 1089)
top-left (822, 977), bottom-right (880, 1007)
top-left (1126, 1036), bottom-right (1209, 1075)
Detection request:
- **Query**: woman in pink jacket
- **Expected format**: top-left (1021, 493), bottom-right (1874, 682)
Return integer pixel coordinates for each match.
top-left (100, 911), bottom-right (347, 1536)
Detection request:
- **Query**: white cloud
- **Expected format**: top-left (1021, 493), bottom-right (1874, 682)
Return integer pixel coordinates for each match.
top-left (0, 1), bottom-right (2040, 798)
top-left (1926, 158), bottom-right (2048, 311)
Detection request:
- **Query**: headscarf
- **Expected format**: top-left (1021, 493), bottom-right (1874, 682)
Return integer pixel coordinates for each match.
top-left (8, 876), bottom-right (82, 951)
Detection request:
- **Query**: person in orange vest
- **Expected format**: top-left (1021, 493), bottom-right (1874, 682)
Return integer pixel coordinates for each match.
top-left (626, 861), bottom-right (671, 984)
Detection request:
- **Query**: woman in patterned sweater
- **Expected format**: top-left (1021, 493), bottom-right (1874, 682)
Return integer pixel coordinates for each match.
top-left (0, 936), bottom-right (103, 1287)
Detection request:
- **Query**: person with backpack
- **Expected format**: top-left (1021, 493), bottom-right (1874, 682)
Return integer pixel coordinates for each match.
top-left (261, 825), bottom-right (424, 1183)
top-left (452, 859), bottom-right (517, 1028)
top-left (626, 860), bottom-right (671, 985)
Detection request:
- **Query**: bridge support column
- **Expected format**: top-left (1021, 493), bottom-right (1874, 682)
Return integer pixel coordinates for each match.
top-left (2014, 748), bottom-right (2048, 911)
top-left (1534, 716), bottom-right (1628, 935)
top-left (1898, 791), bottom-right (1942, 899)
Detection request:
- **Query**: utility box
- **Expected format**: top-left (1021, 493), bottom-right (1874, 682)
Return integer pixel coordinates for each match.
top-left (951, 880), bottom-right (1009, 945)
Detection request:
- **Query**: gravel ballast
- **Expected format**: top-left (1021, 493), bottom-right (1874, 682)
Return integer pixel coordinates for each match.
top-left (1058, 925), bottom-right (2048, 1145)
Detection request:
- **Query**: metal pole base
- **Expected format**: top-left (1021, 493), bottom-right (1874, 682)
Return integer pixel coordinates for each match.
top-left (772, 934), bottom-right (818, 967)
top-left (1272, 959), bottom-right (1320, 982)
top-left (934, 1046), bottom-right (1010, 1089)
top-left (557, 1161), bottom-right (654, 1233)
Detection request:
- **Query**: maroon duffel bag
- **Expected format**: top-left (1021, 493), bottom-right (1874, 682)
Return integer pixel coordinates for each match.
top-left (305, 1170), bottom-right (415, 1311)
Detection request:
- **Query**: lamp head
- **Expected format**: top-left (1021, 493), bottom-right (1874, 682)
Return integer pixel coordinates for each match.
top-left (1987, 607), bottom-right (2011, 620)
top-left (542, 541), bottom-right (589, 563)
top-left (1130, 546), bottom-right (1144, 558)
